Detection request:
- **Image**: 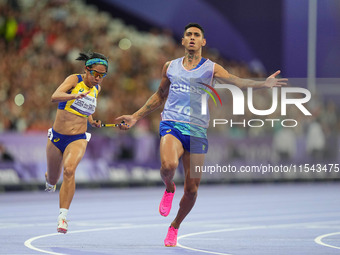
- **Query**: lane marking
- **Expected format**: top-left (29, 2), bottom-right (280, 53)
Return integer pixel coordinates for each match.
top-left (24, 233), bottom-right (65, 255)
top-left (24, 223), bottom-right (167, 255)
top-left (177, 221), bottom-right (340, 255)
top-left (177, 226), bottom-right (267, 255)
top-left (24, 220), bottom-right (340, 255)
top-left (314, 232), bottom-right (340, 250)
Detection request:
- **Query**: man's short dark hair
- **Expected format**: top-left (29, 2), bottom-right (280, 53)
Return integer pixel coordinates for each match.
top-left (184, 23), bottom-right (205, 37)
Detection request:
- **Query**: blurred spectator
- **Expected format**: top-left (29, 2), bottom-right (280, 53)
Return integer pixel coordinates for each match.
top-left (0, 0), bottom-right (267, 135)
top-left (0, 0), bottom-right (338, 149)
top-left (306, 119), bottom-right (326, 161)
top-left (0, 143), bottom-right (14, 162)
top-left (272, 127), bottom-right (297, 163)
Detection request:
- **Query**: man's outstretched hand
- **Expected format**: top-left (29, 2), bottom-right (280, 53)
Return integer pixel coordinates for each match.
top-left (115, 115), bottom-right (136, 130)
top-left (264, 70), bottom-right (288, 88)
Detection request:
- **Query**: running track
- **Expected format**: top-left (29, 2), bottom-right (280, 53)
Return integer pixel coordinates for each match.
top-left (1, 182), bottom-right (340, 254)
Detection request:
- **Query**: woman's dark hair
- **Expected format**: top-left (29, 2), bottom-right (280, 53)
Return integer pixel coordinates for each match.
top-left (76, 52), bottom-right (109, 71)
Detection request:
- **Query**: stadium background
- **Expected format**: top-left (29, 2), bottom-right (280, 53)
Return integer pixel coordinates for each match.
top-left (0, 0), bottom-right (339, 191)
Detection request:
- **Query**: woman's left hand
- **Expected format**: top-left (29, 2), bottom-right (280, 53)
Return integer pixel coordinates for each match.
top-left (90, 119), bottom-right (102, 128)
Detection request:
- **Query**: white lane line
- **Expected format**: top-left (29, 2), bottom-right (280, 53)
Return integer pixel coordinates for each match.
top-left (176, 243), bottom-right (231, 255)
top-left (24, 223), bottom-right (167, 255)
top-left (24, 233), bottom-right (65, 255)
top-left (24, 220), bottom-right (340, 255)
top-left (314, 232), bottom-right (340, 250)
top-left (177, 225), bottom-right (267, 255)
top-left (177, 221), bottom-right (340, 255)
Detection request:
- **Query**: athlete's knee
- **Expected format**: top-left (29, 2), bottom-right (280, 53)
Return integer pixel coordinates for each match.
top-left (63, 165), bottom-right (76, 180)
top-left (161, 159), bottom-right (178, 172)
top-left (184, 184), bottom-right (199, 199)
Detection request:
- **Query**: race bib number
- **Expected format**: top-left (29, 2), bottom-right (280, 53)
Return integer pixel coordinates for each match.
top-left (174, 105), bottom-right (193, 115)
top-left (70, 95), bottom-right (97, 116)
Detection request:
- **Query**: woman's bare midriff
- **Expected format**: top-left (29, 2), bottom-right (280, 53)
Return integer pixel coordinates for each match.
top-left (52, 109), bottom-right (88, 135)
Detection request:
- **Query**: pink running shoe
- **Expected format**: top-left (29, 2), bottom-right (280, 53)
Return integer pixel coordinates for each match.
top-left (159, 183), bottom-right (176, 217)
top-left (57, 219), bottom-right (68, 234)
top-left (164, 226), bottom-right (178, 247)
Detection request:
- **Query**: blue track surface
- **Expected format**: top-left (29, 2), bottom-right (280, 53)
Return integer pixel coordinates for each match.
top-left (1, 183), bottom-right (340, 255)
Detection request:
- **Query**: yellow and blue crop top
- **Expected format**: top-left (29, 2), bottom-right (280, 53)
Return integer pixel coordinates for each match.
top-left (58, 74), bottom-right (99, 118)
